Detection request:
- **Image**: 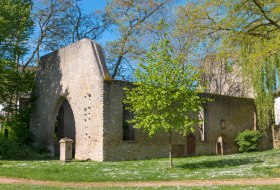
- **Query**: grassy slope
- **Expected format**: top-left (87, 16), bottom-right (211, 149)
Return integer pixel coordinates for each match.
top-left (0, 149), bottom-right (280, 182)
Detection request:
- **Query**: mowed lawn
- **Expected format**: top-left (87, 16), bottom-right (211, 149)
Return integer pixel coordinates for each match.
top-left (1, 185), bottom-right (280, 190)
top-left (1, 149), bottom-right (280, 182)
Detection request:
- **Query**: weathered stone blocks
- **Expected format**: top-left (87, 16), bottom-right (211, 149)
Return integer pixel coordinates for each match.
top-left (30, 39), bottom-right (272, 162)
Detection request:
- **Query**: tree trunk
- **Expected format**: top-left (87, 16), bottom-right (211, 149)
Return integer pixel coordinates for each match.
top-left (111, 53), bottom-right (126, 80)
top-left (169, 130), bottom-right (173, 168)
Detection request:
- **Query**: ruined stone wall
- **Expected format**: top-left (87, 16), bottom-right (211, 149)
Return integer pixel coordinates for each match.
top-left (103, 81), bottom-right (188, 161)
top-left (30, 39), bottom-right (107, 161)
top-left (30, 39), bottom-right (272, 162)
top-left (103, 82), bottom-right (270, 161)
top-left (195, 94), bottom-right (255, 155)
top-left (194, 94), bottom-right (271, 154)
top-left (201, 56), bottom-right (254, 98)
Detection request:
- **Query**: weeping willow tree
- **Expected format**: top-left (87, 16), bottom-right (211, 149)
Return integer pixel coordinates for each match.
top-left (241, 40), bottom-right (280, 130)
top-left (176, 0), bottom-right (280, 130)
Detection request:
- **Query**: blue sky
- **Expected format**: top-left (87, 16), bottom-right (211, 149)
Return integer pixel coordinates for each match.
top-left (79, 0), bottom-right (114, 45)
top-left (80, 0), bottom-right (106, 13)
top-left (78, 0), bottom-right (186, 45)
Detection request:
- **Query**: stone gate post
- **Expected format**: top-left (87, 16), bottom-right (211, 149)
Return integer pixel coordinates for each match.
top-left (59, 137), bottom-right (73, 162)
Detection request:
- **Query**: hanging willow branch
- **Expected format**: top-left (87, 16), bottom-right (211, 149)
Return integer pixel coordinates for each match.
top-left (241, 42), bottom-right (279, 131)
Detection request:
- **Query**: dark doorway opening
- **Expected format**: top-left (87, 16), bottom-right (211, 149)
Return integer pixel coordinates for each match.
top-left (187, 133), bottom-right (196, 156)
top-left (54, 99), bottom-right (76, 158)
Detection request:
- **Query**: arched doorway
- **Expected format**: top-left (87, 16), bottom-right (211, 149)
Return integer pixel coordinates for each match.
top-left (54, 99), bottom-right (76, 158)
top-left (187, 133), bottom-right (196, 156)
top-left (216, 134), bottom-right (228, 155)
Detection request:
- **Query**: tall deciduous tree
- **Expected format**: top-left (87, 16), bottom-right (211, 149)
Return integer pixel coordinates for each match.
top-left (36, 0), bottom-right (109, 53)
top-left (105, 0), bottom-right (174, 80)
top-left (177, 0), bottom-right (280, 130)
top-left (0, 0), bottom-right (33, 64)
top-left (124, 39), bottom-right (205, 167)
top-left (0, 0), bottom-right (35, 143)
top-left (0, 0), bottom-right (34, 108)
top-left (34, 0), bottom-right (175, 80)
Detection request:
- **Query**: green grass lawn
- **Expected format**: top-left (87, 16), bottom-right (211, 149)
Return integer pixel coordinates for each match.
top-left (1, 184), bottom-right (280, 190)
top-left (1, 149), bottom-right (280, 182)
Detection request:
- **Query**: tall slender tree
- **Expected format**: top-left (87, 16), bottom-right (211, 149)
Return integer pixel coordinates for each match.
top-left (124, 38), bottom-right (205, 167)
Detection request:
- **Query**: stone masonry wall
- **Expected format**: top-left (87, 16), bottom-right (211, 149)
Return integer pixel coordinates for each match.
top-left (195, 94), bottom-right (256, 155)
top-left (30, 39), bottom-right (272, 162)
top-left (103, 81), bottom-right (187, 161)
top-left (103, 82), bottom-right (271, 161)
top-left (30, 39), bottom-right (108, 161)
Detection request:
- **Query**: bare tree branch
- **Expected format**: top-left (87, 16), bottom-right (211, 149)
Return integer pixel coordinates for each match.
top-left (251, 0), bottom-right (280, 29)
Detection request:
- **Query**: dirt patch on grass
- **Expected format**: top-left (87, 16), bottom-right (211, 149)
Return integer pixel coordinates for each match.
top-left (273, 168), bottom-right (280, 173)
top-left (1, 176), bottom-right (280, 187)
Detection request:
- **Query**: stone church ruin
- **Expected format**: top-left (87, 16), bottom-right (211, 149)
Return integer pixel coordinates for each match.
top-left (30, 39), bottom-right (272, 161)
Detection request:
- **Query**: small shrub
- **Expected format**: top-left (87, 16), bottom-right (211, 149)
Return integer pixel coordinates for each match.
top-left (235, 130), bottom-right (262, 152)
top-left (0, 133), bottom-right (50, 160)
top-left (4, 105), bottom-right (34, 145)
top-left (0, 133), bottom-right (30, 159)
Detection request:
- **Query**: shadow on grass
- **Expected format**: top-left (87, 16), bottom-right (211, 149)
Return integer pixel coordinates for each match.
top-left (177, 157), bottom-right (263, 170)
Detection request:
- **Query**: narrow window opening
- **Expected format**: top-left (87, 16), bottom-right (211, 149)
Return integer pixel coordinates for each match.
top-left (198, 106), bottom-right (208, 141)
top-left (123, 104), bottom-right (135, 141)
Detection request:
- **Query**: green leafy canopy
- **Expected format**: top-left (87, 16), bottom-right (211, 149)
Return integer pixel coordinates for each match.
top-left (124, 39), bottom-right (206, 137)
top-left (177, 0), bottom-right (280, 130)
top-left (0, 0), bottom-right (35, 145)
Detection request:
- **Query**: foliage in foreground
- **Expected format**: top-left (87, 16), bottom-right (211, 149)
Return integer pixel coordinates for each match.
top-left (125, 39), bottom-right (204, 136)
top-left (0, 133), bottom-right (49, 160)
top-left (0, 0), bottom-right (36, 145)
top-left (124, 37), bottom-right (205, 167)
top-left (0, 133), bottom-right (32, 160)
top-left (235, 130), bottom-right (262, 152)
